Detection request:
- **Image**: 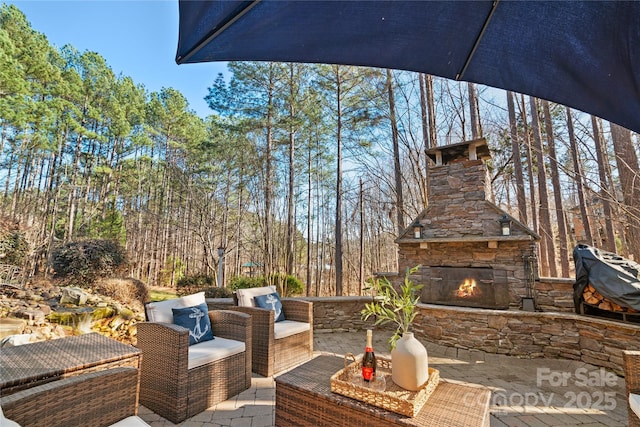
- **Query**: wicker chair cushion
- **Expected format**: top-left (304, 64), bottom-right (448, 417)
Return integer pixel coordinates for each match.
top-left (631, 393), bottom-right (640, 418)
top-left (0, 405), bottom-right (21, 427)
top-left (172, 303), bottom-right (214, 345)
top-left (235, 286), bottom-right (277, 307)
top-left (254, 292), bottom-right (285, 322)
top-left (187, 336), bottom-right (246, 370)
top-left (0, 407), bottom-right (150, 427)
top-left (274, 320), bottom-right (311, 340)
top-left (108, 416), bottom-right (151, 427)
top-left (145, 292), bottom-right (206, 323)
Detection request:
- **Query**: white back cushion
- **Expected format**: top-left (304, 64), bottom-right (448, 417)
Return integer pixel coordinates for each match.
top-left (145, 292), bottom-right (206, 323)
top-left (235, 286), bottom-right (277, 307)
top-left (630, 393), bottom-right (640, 419)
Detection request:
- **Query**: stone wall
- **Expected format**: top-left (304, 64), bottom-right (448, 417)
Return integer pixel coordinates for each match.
top-left (534, 277), bottom-right (576, 312)
top-left (208, 295), bottom-right (640, 375)
top-left (206, 296), bottom-right (371, 332)
top-left (413, 303), bottom-right (639, 375)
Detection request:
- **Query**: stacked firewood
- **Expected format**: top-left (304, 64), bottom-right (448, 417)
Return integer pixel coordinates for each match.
top-left (582, 283), bottom-right (639, 313)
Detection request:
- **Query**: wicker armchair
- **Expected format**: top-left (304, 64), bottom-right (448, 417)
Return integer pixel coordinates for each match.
top-left (136, 308), bottom-right (251, 424)
top-left (0, 367), bottom-right (148, 427)
top-left (232, 286), bottom-right (313, 377)
top-left (625, 350), bottom-right (640, 427)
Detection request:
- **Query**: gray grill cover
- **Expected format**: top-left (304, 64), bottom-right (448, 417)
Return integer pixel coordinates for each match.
top-left (573, 244), bottom-right (640, 312)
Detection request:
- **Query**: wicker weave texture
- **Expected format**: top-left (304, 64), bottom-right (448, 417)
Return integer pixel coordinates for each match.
top-left (624, 350), bottom-right (640, 427)
top-left (0, 332), bottom-right (140, 396)
top-left (1, 366), bottom-right (140, 427)
top-left (231, 298), bottom-right (313, 377)
top-left (136, 309), bottom-right (252, 424)
top-left (275, 355), bottom-right (490, 427)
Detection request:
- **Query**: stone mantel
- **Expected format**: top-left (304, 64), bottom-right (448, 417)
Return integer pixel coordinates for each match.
top-left (397, 235), bottom-right (536, 244)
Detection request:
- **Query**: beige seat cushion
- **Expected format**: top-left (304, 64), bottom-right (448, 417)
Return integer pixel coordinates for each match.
top-left (630, 393), bottom-right (640, 419)
top-left (235, 286), bottom-right (277, 307)
top-left (109, 416), bottom-right (151, 427)
top-left (145, 292), bottom-right (206, 323)
top-left (274, 320), bottom-right (310, 340)
top-left (0, 405), bottom-right (21, 427)
top-left (188, 337), bottom-right (246, 370)
top-left (0, 407), bottom-right (150, 427)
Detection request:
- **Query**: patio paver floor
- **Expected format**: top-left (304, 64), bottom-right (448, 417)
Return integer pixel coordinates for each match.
top-left (138, 331), bottom-right (629, 426)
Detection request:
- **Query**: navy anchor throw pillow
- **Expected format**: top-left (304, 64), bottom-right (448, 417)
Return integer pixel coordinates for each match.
top-left (254, 292), bottom-right (286, 322)
top-left (172, 303), bottom-right (214, 345)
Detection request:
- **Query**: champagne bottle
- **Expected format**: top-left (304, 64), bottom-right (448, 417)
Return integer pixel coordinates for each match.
top-left (362, 329), bottom-right (376, 382)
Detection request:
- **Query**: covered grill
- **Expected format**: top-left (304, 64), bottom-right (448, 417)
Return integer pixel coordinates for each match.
top-left (574, 244), bottom-right (640, 323)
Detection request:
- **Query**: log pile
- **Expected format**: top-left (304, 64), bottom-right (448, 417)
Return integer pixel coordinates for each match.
top-left (582, 283), bottom-right (639, 313)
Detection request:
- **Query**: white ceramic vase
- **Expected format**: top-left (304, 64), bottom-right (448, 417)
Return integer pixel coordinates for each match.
top-left (391, 332), bottom-right (429, 391)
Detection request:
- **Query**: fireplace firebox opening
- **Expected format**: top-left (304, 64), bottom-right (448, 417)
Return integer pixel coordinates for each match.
top-left (422, 266), bottom-right (510, 309)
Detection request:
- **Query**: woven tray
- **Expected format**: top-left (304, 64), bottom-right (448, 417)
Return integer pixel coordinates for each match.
top-left (330, 353), bottom-right (439, 417)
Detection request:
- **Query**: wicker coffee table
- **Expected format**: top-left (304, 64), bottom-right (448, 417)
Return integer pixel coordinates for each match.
top-left (275, 355), bottom-right (490, 426)
top-left (0, 332), bottom-right (141, 396)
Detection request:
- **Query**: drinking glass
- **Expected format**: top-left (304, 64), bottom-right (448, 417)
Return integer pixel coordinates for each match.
top-left (350, 370), bottom-right (365, 387)
top-left (370, 373), bottom-right (386, 391)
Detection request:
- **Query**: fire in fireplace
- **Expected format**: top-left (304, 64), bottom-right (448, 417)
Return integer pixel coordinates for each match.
top-left (457, 279), bottom-right (479, 298)
top-left (422, 266), bottom-right (510, 309)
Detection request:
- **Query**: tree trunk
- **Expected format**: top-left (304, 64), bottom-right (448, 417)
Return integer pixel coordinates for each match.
top-left (306, 141), bottom-right (313, 296)
top-left (529, 97), bottom-right (557, 277)
top-left (542, 100), bottom-right (569, 276)
top-left (507, 91), bottom-right (527, 224)
top-left (567, 107), bottom-right (593, 245)
top-left (263, 64), bottom-right (276, 279)
top-left (333, 65), bottom-right (347, 296)
top-left (387, 69), bottom-right (405, 234)
top-left (468, 82), bottom-right (481, 139)
top-left (359, 178), bottom-right (365, 295)
top-left (610, 123), bottom-right (640, 260)
top-left (520, 94), bottom-right (538, 231)
top-left (420, 73), bottom-right (436, 208)
top-left (591, 116), bottom-right (616, 252)
top-left (286, 64), bottom-right (296, 276)
top-left (66, 132), bottom-right (83, 242)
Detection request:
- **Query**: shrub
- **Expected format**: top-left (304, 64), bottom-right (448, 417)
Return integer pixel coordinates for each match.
top-left (202, 287), bottom-right (233, 298)
top-left (51, 239), bottom-right (127, 285)
top-left (228, 273), bottom-right (304, 297)
top-left (0, 229), bottom-right (29, 266)
top-left (270, 273), bottom-right (304, 296)
top-left (176, 274), bottom-right (232, 298)
top-left (228, 275), bottom-right (265, 291)
top-left (94, 277), bottom-right (151, 310)
top-left (176, 274), bottom-right (215, 289)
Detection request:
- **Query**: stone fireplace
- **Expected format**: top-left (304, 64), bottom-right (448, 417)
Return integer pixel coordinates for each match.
top-left (396, 138), bottom-right (540, 310)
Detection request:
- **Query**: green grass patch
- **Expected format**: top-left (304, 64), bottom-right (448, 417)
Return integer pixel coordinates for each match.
top-left (150, 289), bottom-right (177, 302)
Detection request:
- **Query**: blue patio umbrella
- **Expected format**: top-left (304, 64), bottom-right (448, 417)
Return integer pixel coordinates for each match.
top-left (175, 0), bottom-right (640, 133)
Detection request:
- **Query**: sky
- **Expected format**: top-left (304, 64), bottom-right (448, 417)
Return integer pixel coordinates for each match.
top-left (6, 0), bottom-right (228, 118)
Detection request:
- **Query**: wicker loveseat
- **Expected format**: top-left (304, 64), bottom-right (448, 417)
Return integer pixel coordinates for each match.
top-left (0, 367), bottom-right (149, 427)
top-left (232, 286), bottom-right (313, 377)
top-left (625, 350), bottom-right (640, 427)
top-left (137, 292), bottom-right (252, 424)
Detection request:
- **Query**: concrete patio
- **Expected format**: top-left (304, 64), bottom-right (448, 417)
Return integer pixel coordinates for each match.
top-left (137, 330), bottom-right (629, 426)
